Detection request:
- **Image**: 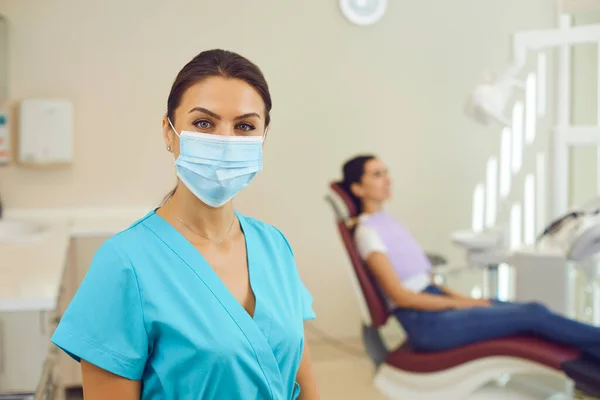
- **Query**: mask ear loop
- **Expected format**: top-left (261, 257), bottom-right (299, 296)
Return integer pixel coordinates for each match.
top-left (167, 117), bottom-right (180, 162)
top-left (168, 117), bottom-right (180, 138)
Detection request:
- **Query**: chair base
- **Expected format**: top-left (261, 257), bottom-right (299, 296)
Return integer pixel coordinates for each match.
top-left (374, 356), bottom-right (572, 400)
top-left (563, 357), bottom-right (600, 397)
top-left (362, 324), bottom-right (388, 367)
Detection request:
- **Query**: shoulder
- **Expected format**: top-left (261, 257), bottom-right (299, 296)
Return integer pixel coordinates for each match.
top-left (355, 216), bottom-right (387, 259)
top-left (89, 211), bottom-right (157, 265)
top-left (237, 213), bottom-right (277, 232)
top-left (238, 213), bottom-right (294, 255)
top-left (355, 215), bottom-right (380, 241)
top-left (355, 223), bottom-right (383, 248)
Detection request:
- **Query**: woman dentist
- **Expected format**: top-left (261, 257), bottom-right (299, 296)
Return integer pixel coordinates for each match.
top-left (51, 49), bottom-right (319, 400)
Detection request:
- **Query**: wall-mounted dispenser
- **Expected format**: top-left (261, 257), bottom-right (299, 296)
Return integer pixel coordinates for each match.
top-left (18, 99), bottom-right (74, 166)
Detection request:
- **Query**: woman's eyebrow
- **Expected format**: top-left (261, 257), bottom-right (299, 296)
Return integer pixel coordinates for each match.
top-left (234, 112), bottom-right (261, 121)
top-left (188, 107), bottom-right (221, 120)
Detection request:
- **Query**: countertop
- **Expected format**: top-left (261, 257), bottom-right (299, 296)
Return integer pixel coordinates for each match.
top-left (0, 207), bottom-right (150, 312)
top-left (0, 221), bottom-right (71, 312)
top-left (4, 207), bottom-right (151, 238)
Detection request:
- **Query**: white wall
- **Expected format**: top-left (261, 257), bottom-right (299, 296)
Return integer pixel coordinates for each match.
top-left (0, 0), bottom-right (556, 339)
top-left (571, 13), bottom-right (600, 207)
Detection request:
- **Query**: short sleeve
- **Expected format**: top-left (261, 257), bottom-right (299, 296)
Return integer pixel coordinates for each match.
top-left (299, 280), bottom-right (316, 321)
top-left (273, 226), bottom-right (316, 321)
top-left (51, 239), bottom-right (148, 380)
top-left (355, 224), bottom-right (388, 260)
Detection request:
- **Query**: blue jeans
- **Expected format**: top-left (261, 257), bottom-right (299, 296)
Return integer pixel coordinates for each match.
top-left (394, 285), bottom-right (600, 360)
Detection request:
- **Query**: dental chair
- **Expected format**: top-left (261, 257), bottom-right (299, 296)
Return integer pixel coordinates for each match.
top-left (326, 181), bottom-right (600, 400)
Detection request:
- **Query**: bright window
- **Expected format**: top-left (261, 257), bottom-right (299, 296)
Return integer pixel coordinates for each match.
top-left (524, 174), bottom-right (535, 245)
top-left (472, 183), bottom-right (485, 233)
top-left (512, 102), bottom-right (524, 174)
top-left (485, 157), bottom-right (498, 228)
top-left (500, 128), bottom-right (512, 198)
top-left (510, 203), bottom-right (522, 249)
top-left (537, 53), bottom-right (547, 117)
top-left (525, 74), bottom-right (537, 145)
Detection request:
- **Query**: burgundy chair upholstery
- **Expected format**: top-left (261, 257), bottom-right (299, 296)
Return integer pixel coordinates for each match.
top-left (328, 181), bottom-right (584, 374)
top-left (390, 336), bottom-right (580, 373)
top-left (330, 182), bottom-right (389, 327)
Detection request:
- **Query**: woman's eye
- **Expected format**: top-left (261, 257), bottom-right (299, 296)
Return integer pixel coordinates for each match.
top-left (194, 120), bottom-right (212, 129)
top-left (237, 123), bottom-right (255, 132)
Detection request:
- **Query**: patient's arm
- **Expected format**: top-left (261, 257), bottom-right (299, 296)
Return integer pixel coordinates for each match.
top-left (366, 252), bottom-right (466, 311)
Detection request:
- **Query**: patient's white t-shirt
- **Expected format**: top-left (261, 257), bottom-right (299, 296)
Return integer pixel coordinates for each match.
top-left (355, 212), bottom-right (432, 293)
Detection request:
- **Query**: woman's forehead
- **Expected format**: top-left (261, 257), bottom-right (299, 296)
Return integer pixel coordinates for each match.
top-left (178, 77), bottom-right (265, 116)
top-left (365, 159), bottom-right (385, 173)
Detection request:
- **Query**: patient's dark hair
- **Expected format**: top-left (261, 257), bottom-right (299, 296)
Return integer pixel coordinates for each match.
top-left (161, 49), bottom-right (272, 205)
top-left (341, 155), bottom-right (376, 215)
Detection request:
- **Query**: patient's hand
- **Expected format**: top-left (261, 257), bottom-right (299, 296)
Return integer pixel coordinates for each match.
top-left (453, 299), bottom-right (491, 309)
top-left (471, 299), bottom-right (492, 307)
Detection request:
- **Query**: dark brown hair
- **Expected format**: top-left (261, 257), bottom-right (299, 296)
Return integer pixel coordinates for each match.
top-left (341, 155), bottom-right (376, 214)
top-left (162, 49), bottom-right (272, 204)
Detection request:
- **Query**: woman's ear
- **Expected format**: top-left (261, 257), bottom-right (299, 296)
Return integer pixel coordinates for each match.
top-left (162, 115), bottom-right (174, 152)
top-left (350, 182), bottom-right (364, 199)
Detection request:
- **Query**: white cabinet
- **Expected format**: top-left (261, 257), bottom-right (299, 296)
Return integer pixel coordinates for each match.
top-left (57, 242), bottom-right (80, 389)
top-left (0, 311), bottom-right (52, 394)
top-left (0, 234), bottom-right (111, 394)
top-left (57, 237), bottom-right (104, 389)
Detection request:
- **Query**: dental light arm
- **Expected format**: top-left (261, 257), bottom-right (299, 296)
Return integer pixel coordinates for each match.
top-left (466, 24), bottom-right (600, 126)
top-left (509, 24), bottom-right (600, 76)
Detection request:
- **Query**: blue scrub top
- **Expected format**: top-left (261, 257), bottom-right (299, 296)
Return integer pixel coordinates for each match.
top-left (51, 210), bottom-right (316, 399)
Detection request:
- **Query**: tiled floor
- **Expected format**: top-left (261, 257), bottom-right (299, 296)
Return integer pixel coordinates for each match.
top-left (64, 342), bottom-right (594, 399)
top-left (310, 342), bottom-right (534, 400)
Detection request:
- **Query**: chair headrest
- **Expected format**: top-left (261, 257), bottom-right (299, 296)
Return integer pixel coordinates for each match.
top-left (326, 180), bottom-right (390, 328)
top-left (329, 182), bottom-right (359, 219)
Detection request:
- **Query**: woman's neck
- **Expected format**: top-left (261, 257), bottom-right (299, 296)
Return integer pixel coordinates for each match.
top-left (161, 183), bottom-right (236, 238)
top-left (362, 201), bottom-right (384, 215)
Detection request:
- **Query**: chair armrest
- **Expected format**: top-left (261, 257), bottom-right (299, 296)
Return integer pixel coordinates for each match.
top-left (426, 252), bottom-right (447, 266)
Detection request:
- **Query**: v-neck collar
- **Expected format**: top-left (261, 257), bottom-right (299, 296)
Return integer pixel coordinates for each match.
top-left (143, 209), bottom-right (264, 322)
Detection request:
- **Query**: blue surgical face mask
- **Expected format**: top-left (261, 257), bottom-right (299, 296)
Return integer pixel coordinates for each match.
top-left (168, 118), bottom-right (265, 208)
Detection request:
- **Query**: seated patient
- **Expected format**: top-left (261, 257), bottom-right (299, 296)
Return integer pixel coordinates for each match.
top-left (341, 154), bottom-right (600, 360)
